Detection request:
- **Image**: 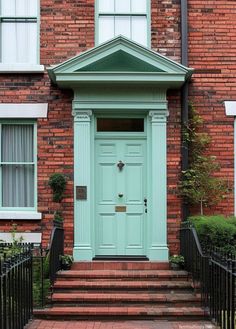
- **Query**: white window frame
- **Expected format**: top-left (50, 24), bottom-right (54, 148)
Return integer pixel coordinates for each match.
top-left (0, 121), bottom-right (37, 211)
top-left (0, 103), bottom-right (48, 220)
top-left (95, 0), bottom-right (151, 47)
top-left (0, 0), bottom-right (44, 73)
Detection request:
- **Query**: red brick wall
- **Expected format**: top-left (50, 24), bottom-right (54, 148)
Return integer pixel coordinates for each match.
top-left (188, 0), bottom-right (235, 216)
top-left (0, 0), bottom-right (234, 256)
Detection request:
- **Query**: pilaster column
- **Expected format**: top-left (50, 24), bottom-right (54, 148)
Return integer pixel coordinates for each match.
top-left (148, 110), bottom-right (169, 261)
top-left (73, 110), bottom-right (93, 260)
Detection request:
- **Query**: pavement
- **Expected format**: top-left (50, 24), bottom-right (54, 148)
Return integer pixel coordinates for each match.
top-left (25, 320), bottom-right (217, 329)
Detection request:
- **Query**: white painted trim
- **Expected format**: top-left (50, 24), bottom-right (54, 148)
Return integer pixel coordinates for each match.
top-left (225, 101), bottom-right (236, 116)
top-left (0, 232), bottom-right (42, 243)
top-left (0, 104), bottom-right (48, 118)
top-left (0, 212), bottom-right (42, 220)
top-left (0, 64), bottom-right (44, 73)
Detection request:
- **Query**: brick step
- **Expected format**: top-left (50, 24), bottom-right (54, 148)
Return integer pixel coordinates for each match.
top-left (71, 261), bottom-right (169, 271)
top-left (57, 270), bottom-right (189, 281)
top-left (53, 280), bottom-right (194, 292)
top-left (34, 306), bottom-right (207, 320)
top-left (52, 292), bottom-right (201, 306)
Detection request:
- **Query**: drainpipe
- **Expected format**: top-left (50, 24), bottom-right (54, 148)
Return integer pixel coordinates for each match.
top-left (180, 0), bottom-right (189, 220)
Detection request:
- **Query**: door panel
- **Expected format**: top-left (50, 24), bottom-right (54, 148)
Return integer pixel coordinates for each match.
top-left (95, 139), bottom-right (146, 256)
top-left (98, 214), bottom-right (117, 253)
top-left (125, 214), bottom-right (144, 251)
top-left (126, 165), bottom-right (143, 202)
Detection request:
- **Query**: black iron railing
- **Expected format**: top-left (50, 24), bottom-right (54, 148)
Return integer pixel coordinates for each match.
top-left (180, 222), bottom-right (236, 329)
top-left (32, 244), bottom-right (49, 309)
top-left (0, 243), bottom-right (33, 329)
top-left (0, 222), bottom-right (65, 327)
top-left (48, 222), bottom-right (64, 285)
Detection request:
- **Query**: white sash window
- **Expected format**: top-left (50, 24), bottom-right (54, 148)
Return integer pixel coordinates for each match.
top-left (0, 123), bottom-right (36, 210)
top-left (97, 0), bottom-right (149, 47)
top-left (0, 0), bottom-right (42, 71)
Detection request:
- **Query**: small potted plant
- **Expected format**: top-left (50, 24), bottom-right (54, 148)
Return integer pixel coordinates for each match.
top-left (169, 254), bottom-right (184, 270)
top-left (60, 254), bottom-right (73, 270)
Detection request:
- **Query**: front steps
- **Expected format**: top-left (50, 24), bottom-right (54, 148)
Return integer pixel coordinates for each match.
top-left (34, 261), bottom-right (208, 321)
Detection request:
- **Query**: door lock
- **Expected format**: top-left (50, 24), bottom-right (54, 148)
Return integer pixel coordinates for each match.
top-left (118, 193), bottom-right (124, 198)
top-left (144, 198), bottom-right (147, 213)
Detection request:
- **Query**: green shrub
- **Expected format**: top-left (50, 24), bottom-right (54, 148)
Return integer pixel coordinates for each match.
top-left (48, 173), bottom-right (67, 202)
top-left (189, 215), bottom-right (236, 254)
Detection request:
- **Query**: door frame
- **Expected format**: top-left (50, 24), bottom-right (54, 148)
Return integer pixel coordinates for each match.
top-left (73, 104), bottom-right (168, 261)
top-left (94, 116), bottom-right (148, 256)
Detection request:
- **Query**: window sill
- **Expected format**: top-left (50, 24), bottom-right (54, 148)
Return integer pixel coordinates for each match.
top-left (0, 64), bottom-right (44, 73)
top-left (0, 211), bottom-right (42, 220)
top-left (0, 232), bottom-right (42, 244)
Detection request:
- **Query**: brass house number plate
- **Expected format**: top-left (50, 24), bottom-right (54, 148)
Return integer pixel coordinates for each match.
top-left (115, 206), bottom-right (126, 212)
top-left (76, 186), bottom-right (87, 200)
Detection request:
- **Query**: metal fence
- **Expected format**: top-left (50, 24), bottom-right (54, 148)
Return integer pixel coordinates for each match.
top-left (0, 244), bottom-right (33, 329)
top-left (0, 223), bottom-right (65, 328)
top-left (180, 222), bottom-right (236, 329)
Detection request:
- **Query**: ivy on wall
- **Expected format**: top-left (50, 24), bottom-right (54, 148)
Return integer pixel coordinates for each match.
top-left (179, 104), bottom-right (228, 215)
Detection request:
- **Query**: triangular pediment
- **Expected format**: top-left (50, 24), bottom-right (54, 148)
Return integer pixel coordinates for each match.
top-left (76, 50), bottom-right (164, 73)
top-left (48, 36), bottom-right (193, 88)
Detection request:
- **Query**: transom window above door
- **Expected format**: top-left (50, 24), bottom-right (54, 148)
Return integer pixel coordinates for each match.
top-left (97, 118), bottom-right (144, 132)
top-left (97, 0), bottom-right (149, 47)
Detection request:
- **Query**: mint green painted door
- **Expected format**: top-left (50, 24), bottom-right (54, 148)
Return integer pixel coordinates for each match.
top-left (95, 139), bottom-right (146, 256)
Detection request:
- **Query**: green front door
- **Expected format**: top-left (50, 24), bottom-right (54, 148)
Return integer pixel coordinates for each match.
top-left (95, 139), bottom-right (147, 256)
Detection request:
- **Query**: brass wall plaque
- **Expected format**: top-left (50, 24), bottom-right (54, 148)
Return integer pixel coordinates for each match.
top-left (115, 206), bottom-right (126, 212)
top-left (76, 186), bottom-right (87, 200)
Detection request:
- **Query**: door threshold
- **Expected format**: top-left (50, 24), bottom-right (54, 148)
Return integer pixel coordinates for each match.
top-left (93, 255), bottom-right (149, 261)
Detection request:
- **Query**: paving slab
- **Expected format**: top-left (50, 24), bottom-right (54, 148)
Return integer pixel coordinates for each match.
top-left (25, 320), bottom-right (217, 329)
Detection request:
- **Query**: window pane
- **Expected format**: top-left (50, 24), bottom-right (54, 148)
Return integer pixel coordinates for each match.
top-left (1, 0), bottom-right (38, 16)
top-left (2, 164), bottom-right (34, 207)
top-left (2, 22), bottom-right (37, 64)
top-left (99, 0), bottom-right (114, 13)
top-left (131, 0), bottom-right (146, 13)
top-left (97, 118), bottom-right (144, 132)
top-left (132, 16), bottom-right (147, 46)
top-left (98, 16), bottom-right (114, 43)
top-left (115, 0), bottom-right (130, 13)
top-left (2, 125), bottom-right (34, 162)
top-left (115, 16), bottom-right (131, 38)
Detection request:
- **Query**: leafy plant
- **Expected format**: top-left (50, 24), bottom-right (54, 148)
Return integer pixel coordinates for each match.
top-left (189, 215), bottom-right (236, 254)
top-left (0, 224), bottom-right (24, 259)
top-left (48, 173), bottom-right (67, 202)
top-left (60, 254), bottom-right (73, 266)
top-left (179, 104), bottom-right (228, 215)
top-left (53, 210), bottom-right (64, 224)
top-left (169, 254), bottom-right (185, 265)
